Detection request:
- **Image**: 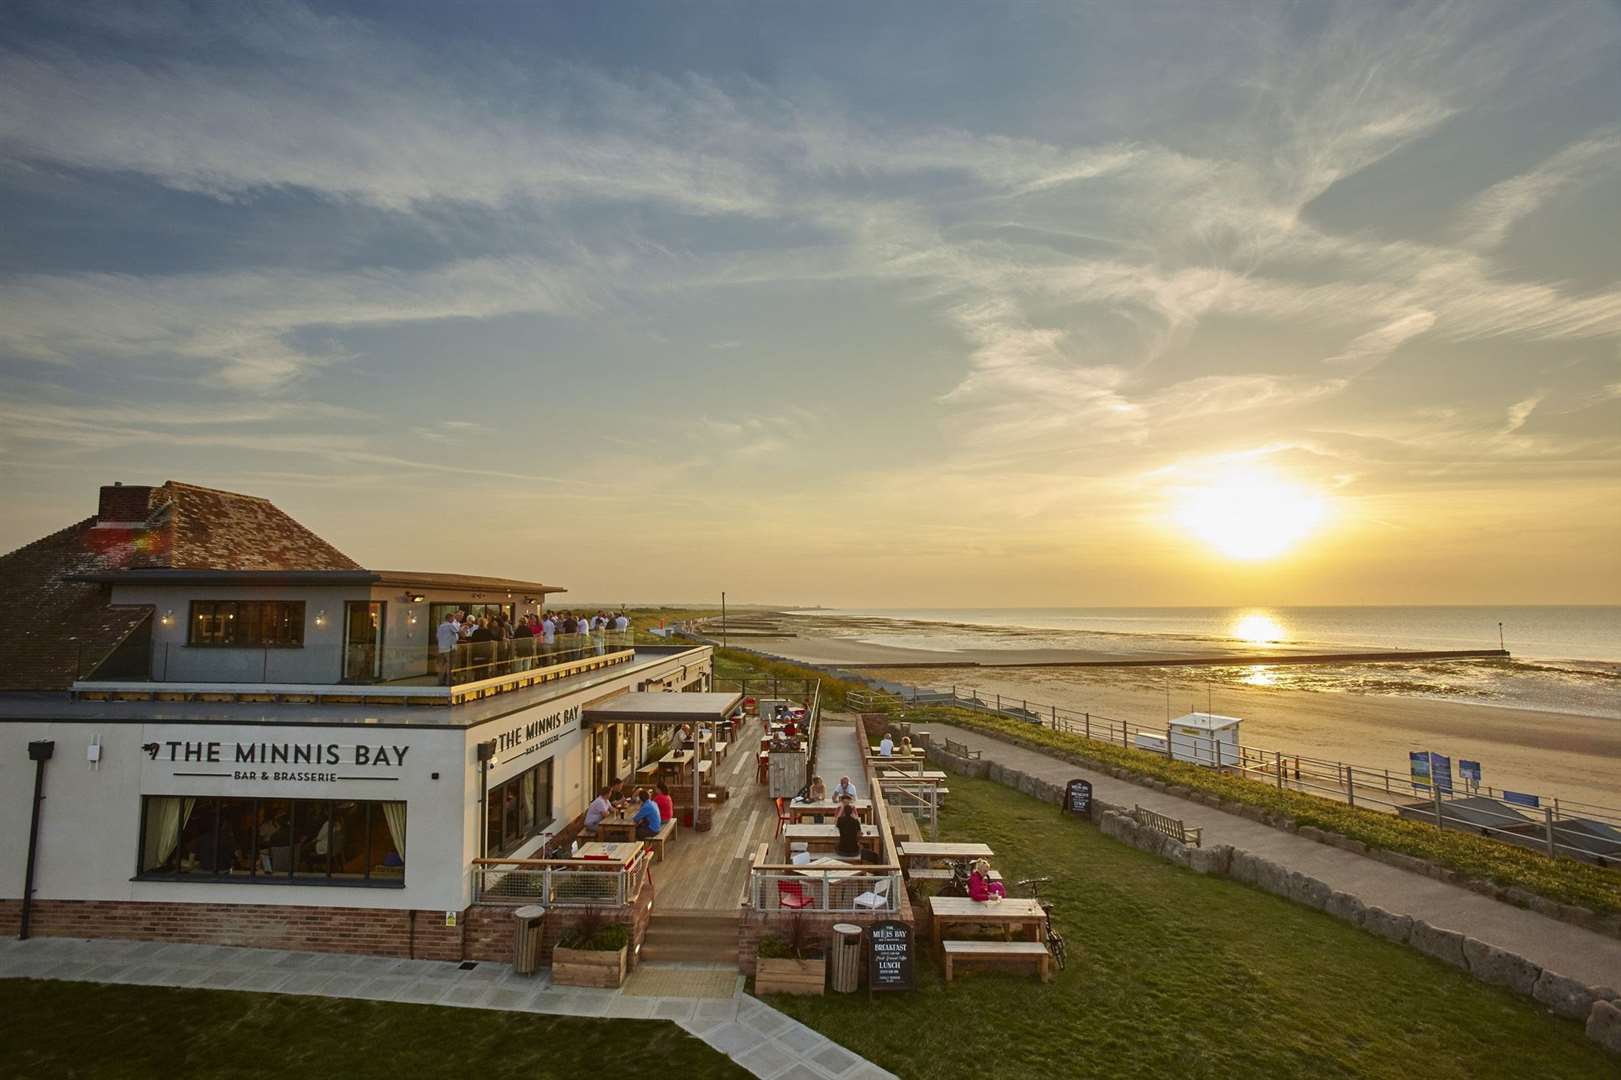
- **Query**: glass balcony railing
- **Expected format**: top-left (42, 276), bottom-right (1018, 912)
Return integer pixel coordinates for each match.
top-left (79, 631), bottom-right (638, 688)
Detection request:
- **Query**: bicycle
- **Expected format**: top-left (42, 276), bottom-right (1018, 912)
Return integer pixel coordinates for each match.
top-left (1015, 876), bottom-right (1067, 971)
top-left (941, 858), bottom-right (974, 897)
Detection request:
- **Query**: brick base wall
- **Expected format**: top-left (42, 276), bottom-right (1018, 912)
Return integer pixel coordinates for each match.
top-left (0, 898), bottom-right (467, 961)
top-left (0, 892), bottom-right (656, 969)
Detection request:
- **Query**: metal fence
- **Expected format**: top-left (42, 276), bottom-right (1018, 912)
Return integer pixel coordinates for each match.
top-left (865, 684), bottom-right (1621, 868)
top-left (749, 865), bottom-right (902, 913)
top-left (472, 849), bottom-right (653, 907)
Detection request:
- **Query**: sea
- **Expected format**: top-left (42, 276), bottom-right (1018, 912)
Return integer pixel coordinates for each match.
top-left (784, 606), bottom-right (1621, 720)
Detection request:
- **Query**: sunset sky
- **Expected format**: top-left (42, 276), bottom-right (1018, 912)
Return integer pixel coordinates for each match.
top-left (1, 1), bottom-right (1618, 606)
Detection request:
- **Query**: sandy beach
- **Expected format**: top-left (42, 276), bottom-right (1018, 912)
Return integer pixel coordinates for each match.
top-left (742, 627), bottom-right (1621, 812)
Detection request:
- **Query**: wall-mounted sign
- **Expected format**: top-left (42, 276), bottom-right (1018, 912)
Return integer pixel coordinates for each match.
top-left (141, 736), bottom-right (409, 783)
top-left (867, 920), bottom-right (913, 994)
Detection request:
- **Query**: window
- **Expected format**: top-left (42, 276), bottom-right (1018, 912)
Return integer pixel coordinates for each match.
top-left (485, 760), bottom-right (553, 856)
top-left (189, 601), bottom-right (305, 647)
top-left (137, 795), bottom-right (404, 885)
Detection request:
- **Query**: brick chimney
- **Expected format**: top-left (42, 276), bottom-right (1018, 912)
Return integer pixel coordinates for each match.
top-left (97, 483), bottom-right (154, 525)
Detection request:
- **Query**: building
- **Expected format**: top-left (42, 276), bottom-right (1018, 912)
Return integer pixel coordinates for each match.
top-left (0, 481), bottom-right (716, 959)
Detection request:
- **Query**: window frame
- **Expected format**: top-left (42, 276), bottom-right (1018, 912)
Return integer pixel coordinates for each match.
top-left (484, 759), bottom-right (554, 857)
top-left (187, 600), bottom-right (307, 648)
top-left (133, 794), bottom-right (402, 888)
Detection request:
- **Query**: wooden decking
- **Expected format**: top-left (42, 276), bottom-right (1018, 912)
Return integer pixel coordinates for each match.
top-left (654, 712), bottom-right (784, 910)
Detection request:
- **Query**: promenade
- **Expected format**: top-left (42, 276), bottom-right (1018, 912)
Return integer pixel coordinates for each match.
top-left (924, 721), bottom-right (1621, 989)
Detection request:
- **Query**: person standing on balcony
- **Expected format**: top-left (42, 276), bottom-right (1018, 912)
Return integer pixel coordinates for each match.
top-left (541, 612), bottom-right (556, 659)
top-left (436, 612), bottom-right (460, 685)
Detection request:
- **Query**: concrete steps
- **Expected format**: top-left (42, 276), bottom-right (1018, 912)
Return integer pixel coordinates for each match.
top-left (640, 910), bottom-right (739, 965)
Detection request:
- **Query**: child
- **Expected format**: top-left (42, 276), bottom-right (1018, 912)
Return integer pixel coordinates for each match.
top-left (968, 858), bottom-right (1005, 903)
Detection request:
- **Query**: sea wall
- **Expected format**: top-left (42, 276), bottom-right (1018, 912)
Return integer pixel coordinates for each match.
top-left (927, 743), bottom-right (1621, 1057)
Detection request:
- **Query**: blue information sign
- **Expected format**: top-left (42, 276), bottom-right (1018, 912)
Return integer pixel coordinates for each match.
top-left (1429, 753), bottom-right (1453, 795)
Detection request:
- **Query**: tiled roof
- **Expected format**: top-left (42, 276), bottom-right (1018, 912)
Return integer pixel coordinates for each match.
top-left (106, 481), bottom-right (361, 572)
top-left (0, 517), bottom-right (153, 691)
top-left (0, 481), bottom-right (360, 690)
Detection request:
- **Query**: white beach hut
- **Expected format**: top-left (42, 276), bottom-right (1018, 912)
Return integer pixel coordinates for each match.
top-left (1167, 712), bottom-right (1243, 767)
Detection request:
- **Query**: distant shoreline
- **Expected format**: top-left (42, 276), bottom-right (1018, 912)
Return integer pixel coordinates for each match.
top-left (833, 648), bottom-right (1511, 670)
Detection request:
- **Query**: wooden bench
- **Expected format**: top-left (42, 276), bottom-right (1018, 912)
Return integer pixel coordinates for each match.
top-left (713, 740), bottom-right (728, 763)
top-left (942, 940), bottom-right (1052, 983)
top-left (1132, 804), bottom-right (1201, 847)
top-left (895, 812), bottom-right (923, 843)
top-left (646, 817), bottom-right (678, 861)
top-left (907, 867), bottom-right (999, 883)
top-left (943, 738), bottom-right (981, 760)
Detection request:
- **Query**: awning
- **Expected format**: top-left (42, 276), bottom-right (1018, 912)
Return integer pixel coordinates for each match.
top-left (580, 690), bottom-right (739, 723)
top-left (582, 691), bottom-right (741, 727)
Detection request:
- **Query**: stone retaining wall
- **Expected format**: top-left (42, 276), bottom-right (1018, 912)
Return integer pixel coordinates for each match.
top-left (927, 743), bottom-right (1621, 1057)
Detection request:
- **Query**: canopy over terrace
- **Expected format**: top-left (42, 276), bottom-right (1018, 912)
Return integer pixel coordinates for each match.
top-left (584, 691), bottom-right (743, 822)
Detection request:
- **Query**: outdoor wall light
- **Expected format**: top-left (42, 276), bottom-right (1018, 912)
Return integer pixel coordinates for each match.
top-left (160, 609), bottom-right (174, 626)
top-left (407, 611), bottom-right (418, 625)
top-left (314, 610), bottom-right (327, 627)
top-left (406, 593), bottom-right (425, 603)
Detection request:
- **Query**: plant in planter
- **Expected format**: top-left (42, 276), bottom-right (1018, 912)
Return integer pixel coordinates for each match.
top-left (551, 906), bottom-right (631, 988)
top-left (754, 914), bottom-right (827, 995)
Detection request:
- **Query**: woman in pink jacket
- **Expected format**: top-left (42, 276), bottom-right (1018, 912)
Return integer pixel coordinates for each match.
top-left (968, 858), bottom-right (1005, 902)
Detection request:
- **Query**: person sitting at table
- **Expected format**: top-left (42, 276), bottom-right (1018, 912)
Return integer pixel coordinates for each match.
top-left (879, 732), bottom-right (894, 757)
top-left (833, 775), bottom-right (857, 800)
top-left (834, 801), bottom-right (864, 860)
top-left (631, 789), bottom-right (662, 840)
top-left (783, 718), bottom-right (797, 738)
top-left (583, 785), bottom-right (613, 837)
top-left (968, 858), bottom-right (1006, 903)
top-left (652, 781), bottom-right (675, 828)
top-left (806, 775), bottom-right (828, 802)
top-left (899, 735), bottom-right (914, 756)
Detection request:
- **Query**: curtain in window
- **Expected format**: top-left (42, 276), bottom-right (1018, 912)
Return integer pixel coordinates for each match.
top-left (522, 772), bottom-right (536, 835)
top-left (381, 801), bottom-right (407, 860)
top-left (142, 797), bottom-right (195, 870)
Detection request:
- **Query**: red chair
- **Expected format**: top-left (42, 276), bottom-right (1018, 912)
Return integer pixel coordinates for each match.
top-left (773, 796), bottom-right (792, 837)
top-left (777, 879), bottom-right (814, 910)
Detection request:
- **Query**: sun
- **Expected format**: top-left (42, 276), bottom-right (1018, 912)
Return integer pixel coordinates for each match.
top-left (1172, 470), bottom-right (1327, 560)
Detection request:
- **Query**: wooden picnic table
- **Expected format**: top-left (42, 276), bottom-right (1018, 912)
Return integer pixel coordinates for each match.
top-left (782, 823), bottom-right (881, 855)
top-left (661, 749), bottom-right (694, 766)
top-left (788, 798), bottom-right (873, 823)
top-left (896, 842), bottom-right (993, 868)
top-left (928, 895), bottom-right (1047, 948)
top-left (574, 841), bottom-right (642, 865)
top-left (791, 856), bottom-right (863, 881)
top-left (595, 810), bottom-right (641, 843)
top-left (880, 770), bottom-right (948, 783)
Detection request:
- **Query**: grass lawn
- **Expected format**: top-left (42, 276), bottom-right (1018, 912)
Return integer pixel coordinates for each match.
top-left (766, 775), bottom-right (1614, 1080)
top-left (0, 980), bottom-right (749, 1080)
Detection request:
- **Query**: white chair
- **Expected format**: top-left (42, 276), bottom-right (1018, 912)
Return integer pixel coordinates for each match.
top-left (852, 877), bottom-right (891, 911)
top-left (791, 850), bottom-right (814, 866)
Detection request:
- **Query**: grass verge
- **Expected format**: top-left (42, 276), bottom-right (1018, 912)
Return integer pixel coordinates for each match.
top-left (766, 774), bottom-right (1613, 1080)
top-left (0, 980), bottom-right (748, 1080)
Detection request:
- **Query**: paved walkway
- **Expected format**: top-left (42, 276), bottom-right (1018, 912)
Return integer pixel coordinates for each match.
top-left (0, 937), bottom-right (893, 1080)
top-left (928, 721), bottom-right (1621, 988)
top-left (815, 718), bottom-right (867, 797)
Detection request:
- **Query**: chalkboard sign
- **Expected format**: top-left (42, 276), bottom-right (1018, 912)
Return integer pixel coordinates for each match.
top-left (867, 920), bottom-right (913, 994)
top-left (1064, 778), bottom-right (1093, 815)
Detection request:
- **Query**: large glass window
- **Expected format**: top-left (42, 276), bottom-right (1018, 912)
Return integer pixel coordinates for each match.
top-left (138, 795), bottom-right (404, 885)
top-left (485, 760), bottom-right (553, 856)
top-left (188, 601), bottom-right (305, 647)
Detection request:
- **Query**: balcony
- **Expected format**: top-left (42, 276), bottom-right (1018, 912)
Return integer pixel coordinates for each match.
top-left (71, 631), bottom-right (662, 706)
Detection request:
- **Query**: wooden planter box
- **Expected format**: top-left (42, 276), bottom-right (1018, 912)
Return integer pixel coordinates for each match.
top-left (755, 956), bottom-right (826, 995)
top-left (552, 944), bottom-right (628, 988)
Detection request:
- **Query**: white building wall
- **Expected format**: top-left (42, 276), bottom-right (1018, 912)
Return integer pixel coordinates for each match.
top-left (2, 646), bottom-right (713, 914)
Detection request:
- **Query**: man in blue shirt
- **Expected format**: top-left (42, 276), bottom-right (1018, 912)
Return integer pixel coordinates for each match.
top-left (631, 789), bottom-right (662, 839)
